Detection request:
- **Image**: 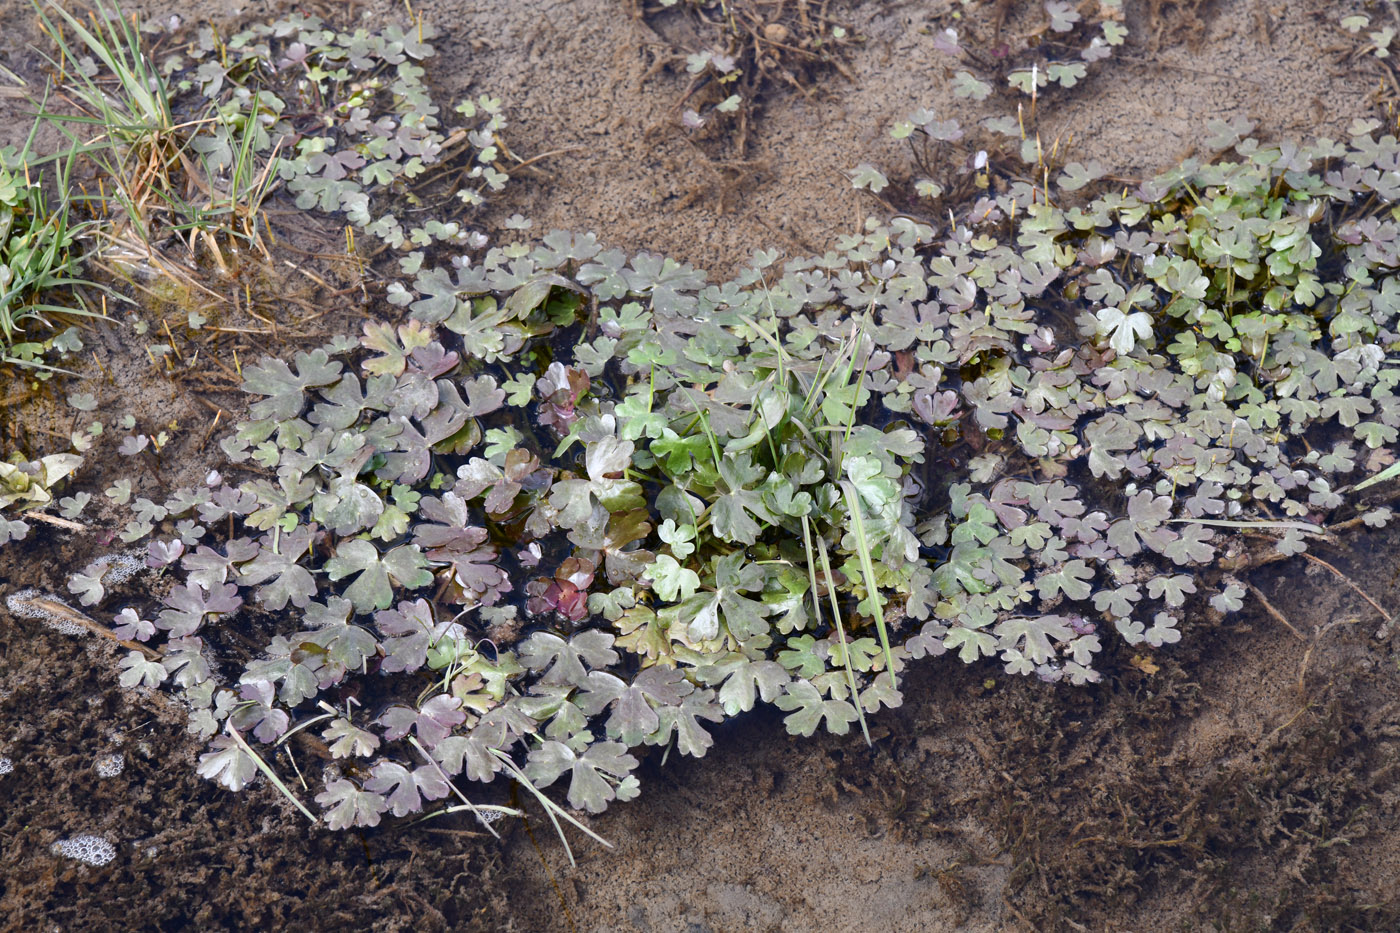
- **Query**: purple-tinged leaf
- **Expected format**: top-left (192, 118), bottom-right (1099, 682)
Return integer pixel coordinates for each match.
top-left (119, 650), bottom-right (168, 689)
top-left (162, 636), bottom-right (211, 688)
top-left (316, 778), bottom-right (387, 830)
top-left (433, 707), bottom-right (527, 783)
top-left (146, 537), bottom-right (185, 569)
top-left (363, 761), bottom-right (451, 817)
top-left (571, 670), bottom-right (628, 717)
top-left (324, 717), bottom-right (381, 759)
top-left (524, 740), bottom-right (639, 813)
top-left (376, 695), bottom-right (466, 748)
top-left (157, 582), bottom-right (242, 638)
top-left (242, 636), bottom-right (320, 706)
top-left (230, 694), bottom-right (290, 743)
top-left (238, 525), bottom-right (318, 610)
top-left (413, 495), bottom-right (510, 604)
top-left (375, 599), bottom-right (463, 673)
top-left (112, 607), bottom-right (155, 642)
top-left (196, 734), bottom-right (258, 791)
top-left (517, 630), bottom-right (619, 685)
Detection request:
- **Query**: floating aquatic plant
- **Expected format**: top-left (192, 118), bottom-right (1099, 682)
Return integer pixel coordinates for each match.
top-left (58, 109), bottom-right (1400, 842)
top-left (6, 5), bottom-right (1398, 851)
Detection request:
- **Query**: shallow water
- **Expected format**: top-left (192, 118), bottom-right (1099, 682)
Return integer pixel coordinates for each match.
top-left (4, 0), bottom-right (1400, 930)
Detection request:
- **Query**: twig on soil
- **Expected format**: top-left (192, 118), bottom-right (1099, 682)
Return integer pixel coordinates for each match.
top-left (89, 350), bottom-right (116, 385)
top-left (24, 511), bottom-right (87, 532)
top-left (283, 744), bottom-right (308, 790)
top-left (418, 826), bottom-right (489, 838)
top-left (191, 394), bottom-right (235, 418)
top-left (199, 407), bottom-right (225, 448)
top-left (1265, 697), bottom-right (1321, 744)
top-left (503, 145), bottom-right (586, 177)
top-left (282, 259), bottom-right (333, 291)
top-left (186, 347), bottom-right (244, 384)
top-left (1325, 514), bottom-right (1375, 535)
top-left (1247, 583), bottom-right (1307, 642)
top-left (233, 285), bottom-right (278, 329)
top-left (1296, 617), bottom-right (1359, 693)
top-left (161, 319), bottom-right (183, 363)
top-left (1300, 552), bottom-right (1393, 622)
top-left (27, 595), bottom-right (162, 660)
top-left (179, 372), bottom-right (241, 392)
top-left (203, 324), bottom-right (271, 338)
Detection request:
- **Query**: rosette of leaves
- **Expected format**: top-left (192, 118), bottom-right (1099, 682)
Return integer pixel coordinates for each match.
top-left (401, 118), bottom-right (1400, 703)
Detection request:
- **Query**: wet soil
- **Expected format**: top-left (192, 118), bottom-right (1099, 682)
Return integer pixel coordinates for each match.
top-left (4, 1), bottom-right (1400, 931)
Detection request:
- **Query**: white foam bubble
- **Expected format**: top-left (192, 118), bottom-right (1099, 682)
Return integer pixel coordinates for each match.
top-left (105, 551), bottom-right (145, 587)
top-left (52, 835), bottom-right (117, 867)
top-left (5, 589), bottom-right (85, 636)
top-left (95, 753), bottom-right (126, 778)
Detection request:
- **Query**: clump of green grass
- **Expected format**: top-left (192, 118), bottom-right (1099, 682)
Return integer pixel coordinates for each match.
top-left (31, 0), bottom-right (181, 237)
top-left (30, 0), bottom-right (276, 274)
top-left (0, 123), bottom-right (97, 370)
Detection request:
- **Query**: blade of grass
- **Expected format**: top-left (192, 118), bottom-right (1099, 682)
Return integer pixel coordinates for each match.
top-left (413, 802), bottom-right (522, 827)
top-left (807, 517), bottom-right (871, 745)
top-left (489, 747), bottom-right (613, 868)
top-left (841, 479), bottom-right (898, 688)
top-left (1353, 461), bottom-right (1400, 492)
top-left (678, 385), bottom-right (725, 473)
top-left (803, 328), bottom-right (858, 419)
top-left (1166, 518), bottom-right (1325, 533)
top-left (35, 0), bottom-right (172, 132)
top-left (407, 736), bottom-right (506, 840)
top-left (225, 722), bottom-right (317, 823)
top-left (736, 310), bottom-right (787, 386)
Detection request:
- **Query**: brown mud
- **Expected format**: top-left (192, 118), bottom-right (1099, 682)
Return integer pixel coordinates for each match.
top-left (3, 1), bottom-right (1400, 931)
